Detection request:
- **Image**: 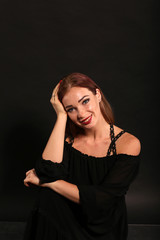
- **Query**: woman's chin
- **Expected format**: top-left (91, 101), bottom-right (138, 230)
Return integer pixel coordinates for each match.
top-left (80, 121), bottom-right (96, 130)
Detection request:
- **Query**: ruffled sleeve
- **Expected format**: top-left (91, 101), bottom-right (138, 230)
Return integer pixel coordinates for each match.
top-left (35, 141), bottom-right (70, 184)
top-left (77, 154), bottom-right (140, 223)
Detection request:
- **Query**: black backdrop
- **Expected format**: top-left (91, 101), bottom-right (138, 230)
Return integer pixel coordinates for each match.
top-left (0, 0), bottom-right (159, 224)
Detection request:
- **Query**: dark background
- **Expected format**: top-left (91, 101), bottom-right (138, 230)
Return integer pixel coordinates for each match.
top-left (0, 0), bottom-right (159, 224)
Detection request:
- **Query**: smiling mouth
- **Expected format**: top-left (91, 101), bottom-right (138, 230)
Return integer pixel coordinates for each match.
top-left (80, 115), bottom-right (92, 125)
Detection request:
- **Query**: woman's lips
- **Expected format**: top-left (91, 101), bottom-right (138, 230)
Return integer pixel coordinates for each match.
top-left (80, 115), bottom-right (92, 125)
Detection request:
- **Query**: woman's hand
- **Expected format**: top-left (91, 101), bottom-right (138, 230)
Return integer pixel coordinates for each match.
top-left (50, 83), bottom-right (67, 117)
top-left (24, 169), bottom-right (52, 188)
top-left (24, 168), bottom-right (40, 187)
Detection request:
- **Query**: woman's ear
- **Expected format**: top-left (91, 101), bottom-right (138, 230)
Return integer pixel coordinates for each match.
top-left (96, 89), bottom-right (101, 102)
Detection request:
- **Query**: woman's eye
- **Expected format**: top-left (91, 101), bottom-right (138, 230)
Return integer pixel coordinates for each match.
top-left (83, 98), bottom-right (90, 104)
top-left (67, 108), bottom-right (74, 113)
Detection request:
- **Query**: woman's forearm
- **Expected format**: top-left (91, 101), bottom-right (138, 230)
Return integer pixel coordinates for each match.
top-left (42, 113), bottom-right (67, 163)
top-left (44, 180), bottom-right (80, 204)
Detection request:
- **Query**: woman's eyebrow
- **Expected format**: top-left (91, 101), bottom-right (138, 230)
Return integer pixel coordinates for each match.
top-left (65, 95), bottom-right (89, 109)
top-left (65, 105), bottom-right (73, 109)
top-left (78, 95), bottom-right (89, 103)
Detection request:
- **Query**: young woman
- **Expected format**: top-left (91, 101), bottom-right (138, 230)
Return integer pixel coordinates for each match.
top-left (24, 73), bottom-right (141, 240)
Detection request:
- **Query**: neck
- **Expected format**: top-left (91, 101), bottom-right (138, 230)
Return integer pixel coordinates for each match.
top-left (82, 115), bottom-right (110, 141)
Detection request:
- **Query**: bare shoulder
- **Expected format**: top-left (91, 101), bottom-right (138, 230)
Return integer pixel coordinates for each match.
top-left (114, 126), bottom-right (141, 156)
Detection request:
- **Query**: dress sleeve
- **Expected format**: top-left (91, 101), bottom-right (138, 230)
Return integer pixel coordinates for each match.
top-left (77, 154), bottom-right (140, 222)
top-left (35, 141), bottom-right (70, 184)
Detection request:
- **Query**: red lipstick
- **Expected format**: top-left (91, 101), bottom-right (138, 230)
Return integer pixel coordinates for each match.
top-left (80, 115), bottom-right (92, 125)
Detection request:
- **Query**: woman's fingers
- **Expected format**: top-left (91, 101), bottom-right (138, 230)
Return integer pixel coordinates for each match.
top-left (51, 83), bottom-right (60, 99)
top-left (50, 83), bottom-right (67, 116)
top-left (24, 175), bottom-right (30, 187)
top-left (24, 179), bottom-right (30, 187)
top-left (24, 168), bottom-right (40, 187)
top-left (25, 170), bottom-right (31, 176)
top-left (25, 168), bottom-right (34, 176)
top-left (50, 83), bottom-right (60, 103)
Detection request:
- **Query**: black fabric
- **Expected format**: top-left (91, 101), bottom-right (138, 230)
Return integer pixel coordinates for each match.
top-left (35, 147), bottom-right (69, 184)
top-left (77, 154), bottom-right (140, 237)
top-left (24, 129), bottom-right (140, 240)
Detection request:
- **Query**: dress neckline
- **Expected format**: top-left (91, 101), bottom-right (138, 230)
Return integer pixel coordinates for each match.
top-left (64, 141), bottom-right (140, 159)
top-left (64, 140), bottom-right (113, 159)
top-left (65, 124), bottom-right (126, 159)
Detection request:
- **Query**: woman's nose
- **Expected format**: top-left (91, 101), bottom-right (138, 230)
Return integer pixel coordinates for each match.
top-left (77, 108), bottom-right (85, 120)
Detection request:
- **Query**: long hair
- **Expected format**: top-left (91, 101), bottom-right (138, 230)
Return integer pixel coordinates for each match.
top-left (58, 73), bottom-right (114, 139)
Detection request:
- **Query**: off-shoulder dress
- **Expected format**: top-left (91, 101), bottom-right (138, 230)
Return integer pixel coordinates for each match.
top-left (23, 124), bottom-right (140, 240)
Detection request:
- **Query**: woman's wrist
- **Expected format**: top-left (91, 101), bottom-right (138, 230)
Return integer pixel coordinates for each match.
top-left (42, 182), bottom-right (54, 188)
top-left (41, 181), bottom-right (56, 190)
top-left (57, 112), bottom-right (67, 121)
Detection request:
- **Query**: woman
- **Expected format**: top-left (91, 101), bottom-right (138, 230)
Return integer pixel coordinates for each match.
top-left (24, 73), bottom-right (141, 240)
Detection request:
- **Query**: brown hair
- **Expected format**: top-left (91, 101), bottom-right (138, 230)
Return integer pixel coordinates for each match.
top-left (58, 73), bottom-right (114, 139)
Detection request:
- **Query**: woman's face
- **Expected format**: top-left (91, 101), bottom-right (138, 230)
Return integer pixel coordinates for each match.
top-left (62, 87), bottom-right (102, 129)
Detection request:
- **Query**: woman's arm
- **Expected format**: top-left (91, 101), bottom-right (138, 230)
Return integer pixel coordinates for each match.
top-left (44, 180), bottom-right (80, 204)
top-left (42, 83), bottom-right (67, 163)
top-left (24, 169), bottom-right (80, 204)
top-left (42, 114), bottom-right (67, 162)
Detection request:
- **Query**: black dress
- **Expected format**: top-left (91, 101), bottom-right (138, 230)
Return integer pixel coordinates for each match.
top-left (23, 124), bottom-right (140, 240)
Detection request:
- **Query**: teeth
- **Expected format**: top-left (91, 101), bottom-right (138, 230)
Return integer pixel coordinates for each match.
top-left (82, 116), bottom-right (91, 123)
top-left (83, 119), bottom-right (89, 123)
